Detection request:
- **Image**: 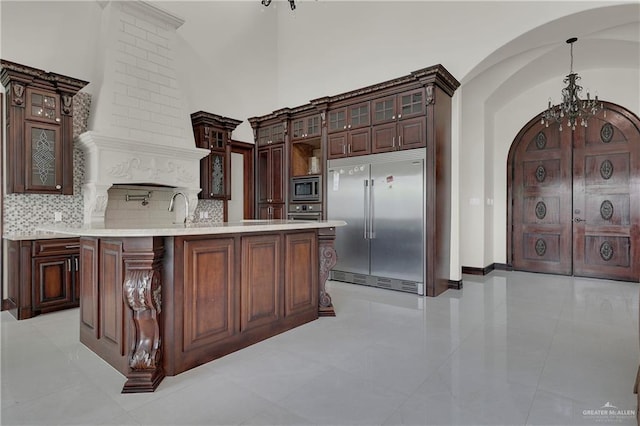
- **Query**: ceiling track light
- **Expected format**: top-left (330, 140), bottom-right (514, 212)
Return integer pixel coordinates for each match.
top-left (261, 0), bottom-right (296, 11)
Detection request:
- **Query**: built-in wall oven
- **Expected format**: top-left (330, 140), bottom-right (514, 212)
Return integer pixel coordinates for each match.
top-left (288, 203), bottom-right (322, 221)
top-left (291, 176), bottom-right (321, 203)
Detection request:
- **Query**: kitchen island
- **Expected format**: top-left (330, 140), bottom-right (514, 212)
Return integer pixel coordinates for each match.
top-left (38, 220), bottom-right (345, 393)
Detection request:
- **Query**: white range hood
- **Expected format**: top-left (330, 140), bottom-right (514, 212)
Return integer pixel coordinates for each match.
top-left (78, 1), bottom-right (208, 224)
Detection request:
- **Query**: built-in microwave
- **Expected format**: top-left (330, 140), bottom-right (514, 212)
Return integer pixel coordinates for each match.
top-left (291, 176), bottom-right (321, 202)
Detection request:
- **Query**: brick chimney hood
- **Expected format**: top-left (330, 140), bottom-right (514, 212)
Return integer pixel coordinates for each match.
top-left (78, 0), bottom-right (208, 224)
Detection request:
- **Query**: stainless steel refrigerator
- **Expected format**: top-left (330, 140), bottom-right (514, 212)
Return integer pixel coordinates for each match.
top-left (327, 149), bottom-right (425, 295)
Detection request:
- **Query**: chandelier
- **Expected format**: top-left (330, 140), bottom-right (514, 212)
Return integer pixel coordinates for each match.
top-left (541, 37), bottom-right (603, 131)
top-left (262, 0), bottom-right (296, 10)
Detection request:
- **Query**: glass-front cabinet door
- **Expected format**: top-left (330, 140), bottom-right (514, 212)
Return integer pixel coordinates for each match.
top-left (24, 121), bottom-right (63, 192)
top-left (398, 88), bottom-right (424, 120)
top-left (208, 153), bottom-right (226, 198)
top-left (26, 88), bottom-right (60, 124)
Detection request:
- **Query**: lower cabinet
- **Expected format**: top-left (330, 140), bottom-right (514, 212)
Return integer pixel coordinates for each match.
top-left (5, 237), bottom-right (80, 320)
top-left (258, 203), bottom-right (285, 220)
top-left (167, 230), bottom-right (318, 375)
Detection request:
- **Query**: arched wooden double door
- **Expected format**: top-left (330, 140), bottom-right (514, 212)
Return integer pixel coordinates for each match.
top-left (508, 102), bottom-right (640, 281)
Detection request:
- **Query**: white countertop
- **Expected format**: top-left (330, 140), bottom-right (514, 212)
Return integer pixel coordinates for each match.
top-left (3, 231), bottom-right (78, 241)
top-left (35, 219), bottom-right (346, 238)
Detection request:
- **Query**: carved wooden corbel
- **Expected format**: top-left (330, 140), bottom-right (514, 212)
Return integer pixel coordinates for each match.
top-left (121, 238), bottom-right (165, 393)
top-left (318, 227), bottom-right (337, 317)
top-left (12, 83), bottom-right (25, 106)
top-left (426, 85), bottom-right (435, 105)
top-left (61, 95), bottom-right (73, 115)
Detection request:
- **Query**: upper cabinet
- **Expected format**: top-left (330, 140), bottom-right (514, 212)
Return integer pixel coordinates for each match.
top-left (249, 112), bottom-right (289, 219)
top-left (257, 122), bottom-right (285, 146)
top-left (291, 113), bottom-right (321, 141)
top-left (371, 88), bottom-right (426, 153)
top-left (0, 60), bottom-right (89, 195)
top-left (191, 111), bottom-right (242, 200)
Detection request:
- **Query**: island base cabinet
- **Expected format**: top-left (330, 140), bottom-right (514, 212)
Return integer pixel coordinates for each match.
top-left (77, 229), bottom-right (329, 390)
top-left (165, 231), bottom-right (319, 375)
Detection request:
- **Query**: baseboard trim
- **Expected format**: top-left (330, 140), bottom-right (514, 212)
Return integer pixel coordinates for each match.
top-left (462, 263), bottom-right (512, 276)
top-left (447, 279), bottom-right (463, 290)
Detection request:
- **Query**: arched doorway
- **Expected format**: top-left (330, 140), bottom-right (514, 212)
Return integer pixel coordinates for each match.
top-left (507, 102), bottom-right (640, 281)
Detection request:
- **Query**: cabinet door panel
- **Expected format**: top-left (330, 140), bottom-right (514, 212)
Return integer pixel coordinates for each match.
top-left (372, 95), bottom-right (396, 124)
top-left (372, 123), bottom-right (397, 154)
top-left (33, 255), bottom-right (72, 310)
top-left (272, 204), bottom-right (285, 219)
top-left (183, 238), bottom-right (235, 350)
top-left (349, 128), bottom-right (371, 156)
top-left (24, 121), bottom-right (62, 192)
top-left (328, 132), bottom-right (347, 159)
top-left (271, 145), bottom-right (285, 203)
top-left (99, 241), bottom-right (125, 353)
top-left (348, 102), bottom-right (370, 129)
top-left (328, 109), bottom-right (347, 133)
top-left (285, 232), bottom-right (318, 317)
top-left (80, 239), bottom-right (98, 332)
top-left (241, 235), bottom-right (282, 332)
top-left (398, 88), bottom-right (425, 120)
top-left (398, 117), bottom-right (425, 150)
top-left (257, 148), bottom-right (270, 203)
top-left (26, 88), bottom-right (60, 124)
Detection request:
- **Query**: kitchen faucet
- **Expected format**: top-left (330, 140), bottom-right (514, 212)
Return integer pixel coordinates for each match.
top-left (168, 191), bottom-right (189, 224)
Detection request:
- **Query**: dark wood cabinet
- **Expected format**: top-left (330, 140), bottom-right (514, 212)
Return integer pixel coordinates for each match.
top-left (327, 127), bottom-right (371, 159)
top-left (5, 237), bottom-right (80, 320)
top-left (327, 101), bottom-right (371, 159)
top-left (371, 88), bottom-right (426, 153)
top-left (258, 203), bottom-right (285, 220)
top-left (160, 230), bottom-right (319, 375)
top-left (257, 122), bottom-right (285, 146)
top-left (372, 88), bottom-right (425, 124)
top-left (257, 144), bottom-right (285, 204)
top-left (291, 113), bottom-right (321, 140)
top-left (250, 113), bottom-right (289, 220)
top-left (372, 115), bottom-right (425, 153)
top-left (0, 60), bottom-right (88, 194)
top-left (191, 111), bottom-right (242, 200)
top-left (256, 136), bottom-right (285, 219)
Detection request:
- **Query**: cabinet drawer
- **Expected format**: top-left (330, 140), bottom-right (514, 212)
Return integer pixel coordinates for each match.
top-left (33, 238), bottom-right (80, 257)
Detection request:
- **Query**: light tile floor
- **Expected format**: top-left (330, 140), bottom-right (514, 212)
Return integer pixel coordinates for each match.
top-left (1, 271), bottom-right (638, 425)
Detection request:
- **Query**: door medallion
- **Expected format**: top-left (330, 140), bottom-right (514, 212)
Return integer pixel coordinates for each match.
top-left (600, 123), bottom-right (614, 143)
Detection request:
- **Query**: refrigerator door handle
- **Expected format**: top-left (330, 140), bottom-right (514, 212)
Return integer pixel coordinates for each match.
top-left (370, 179), bottom-right (375, 239)
top-left (363, 180), bottom-right (369, 239)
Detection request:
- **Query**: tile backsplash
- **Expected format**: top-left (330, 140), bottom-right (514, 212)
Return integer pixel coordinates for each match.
top-left (2, 92), bottom-right (223, 235)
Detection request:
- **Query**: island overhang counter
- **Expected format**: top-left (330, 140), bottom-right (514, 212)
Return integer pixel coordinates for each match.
top-left (38, 220), bottom-right (345, 393)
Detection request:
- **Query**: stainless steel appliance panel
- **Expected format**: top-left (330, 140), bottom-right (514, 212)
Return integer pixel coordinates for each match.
top-left (328, 164), bottom-right (370, 275)
top-left (369, 159), bottom-right (424, 282)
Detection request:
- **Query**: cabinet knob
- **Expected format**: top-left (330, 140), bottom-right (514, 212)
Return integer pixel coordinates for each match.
top-left (55, 118), bottom-right (61, 123)
top-left (348, 125), bottom-right (351, 129)
top-left (55, 184), bottom-right (61, 190)
top-left (343, 125), bottom-right (347, 129)
top-left (392, 115), bottom-right (396, 119)
top-left (398, 114), bottom-right (402, 118)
